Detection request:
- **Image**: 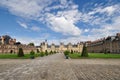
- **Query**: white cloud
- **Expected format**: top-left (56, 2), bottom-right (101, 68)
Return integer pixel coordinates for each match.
top-left (31, 26), bottom-right (40, 31)
top-left (17, 21), bottom-right (28, 29)
top-left (57, 9), bottom-right (81, 23)
top-left (84, 29), bottom-right (89, 32)
top-left (16, 37), bottom-right (41, 46)
top-left (44, 6), bottom-right (82, 36)
top-left (17, 21), bottom-right (41, 31)
top-left (46, 15), bottom-right (81, 36)
top-left (88, 5), bottom-right (118, 16)
top-left (103, 6), bottom-right (116, 15)
top-left (82, 4), bottom-right (120, 25)
top-left (0, 0), bottom-right (82, 36)
top-left (88, 15), bottom-right (120, 38)
top-left (15, 33), bottom-right (50, 46)
top-left (48, 35), bottom-right (96, 45)
top-left (60, 0), bottom-right (67, 5)
top-left (102, 16), bottom-right (120, 32)
top-left (0, 0), bottom-right (56, 19)
top-left (16, 36), bottom-right (92, 46)
top-left (0, 0), bottom-right (120, 44)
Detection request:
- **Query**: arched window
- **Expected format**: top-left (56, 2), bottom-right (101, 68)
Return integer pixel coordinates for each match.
top-left (10, 50), bottom-right (13, 54)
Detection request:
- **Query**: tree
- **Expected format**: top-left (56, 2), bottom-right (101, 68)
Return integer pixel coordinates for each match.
top-left (30, 50), bottom-right (35, 55)
top-left (64, 50), bottom-right (70, 56)
top-left (64, 50), bottom-right (70, 59)
top-left (28, 43), bottom-right (34, 46)
top-left (18, 48), bottom-right (24, 57)
top-left (45, 50), bottom-right (48, 56)
top-left (50, 50), bottom-right (53, 54)
top-left (15, 42), bottom-right (21, 45)
top-left (40, 52), bottom-right (44, 57)
top-left (81, 44), bottom-right (88, 57)
top-left (54, 51), bottom-right (56, 54)
top-left (30, 50), bottom-right (35, 59)
top-left (71, 50), bottom-right (73, 54)
top-left (37, 49), bottom-right (40, 53)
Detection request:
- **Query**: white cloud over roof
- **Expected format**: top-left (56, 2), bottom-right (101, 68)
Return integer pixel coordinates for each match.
top-left (0, 0), bottom-right (120, 45)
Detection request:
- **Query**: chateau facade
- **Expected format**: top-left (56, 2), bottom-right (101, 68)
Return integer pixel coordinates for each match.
top-left (1, 33), bottom-right (120, 54)
top-left (0, 35), bottom-right (16, 45)
top-left (0, 44), bottom-right (36, 54)
top-left (39, 41), bottom-right (83, 53)
top-left (0, 35), bottom-right (36, 54)
top-left (87, 33), bottom-right (120, 53)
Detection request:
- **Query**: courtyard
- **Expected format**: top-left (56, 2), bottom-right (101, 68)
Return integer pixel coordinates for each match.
top-left (0, 53), bottom-right (120, 80)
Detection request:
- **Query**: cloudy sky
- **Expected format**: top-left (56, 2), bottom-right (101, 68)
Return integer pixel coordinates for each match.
top-left (0, 0), bottom-right (120, 45)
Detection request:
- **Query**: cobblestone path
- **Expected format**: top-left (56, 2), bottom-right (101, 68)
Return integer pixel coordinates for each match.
top-left (0, 53), bottom-right (120, 80)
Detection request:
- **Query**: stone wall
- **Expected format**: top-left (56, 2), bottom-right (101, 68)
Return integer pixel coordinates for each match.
top-left (0, 44), bottom-right (37, 54)
top-left (87, 33), bottom-right (120, 54)
top-left (40, 42), bottom-right (83, 53)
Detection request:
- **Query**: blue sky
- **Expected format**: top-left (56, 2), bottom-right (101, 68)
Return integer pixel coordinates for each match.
top-left (0, 0), bottom-right (120, 45)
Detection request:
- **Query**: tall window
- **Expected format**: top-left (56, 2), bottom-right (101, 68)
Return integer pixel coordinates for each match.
top-left (119, 42), bottom-right (120, 48)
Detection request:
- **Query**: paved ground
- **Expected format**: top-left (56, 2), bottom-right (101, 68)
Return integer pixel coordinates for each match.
top-left (0, 53), bottom-right (120, 80)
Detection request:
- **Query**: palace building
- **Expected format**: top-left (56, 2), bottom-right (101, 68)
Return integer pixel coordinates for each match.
top-left (1, 33), bottom-right (120, 54)
top-left (87, 33), bottom-right (120, 53)
top-left (39, 40), bottom-right (84, 53)
top-left (0, 35), bottom-right (36, 54)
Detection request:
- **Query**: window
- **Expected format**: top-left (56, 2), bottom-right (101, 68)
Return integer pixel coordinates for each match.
top-left (119, 42), bottom-right (120, 48)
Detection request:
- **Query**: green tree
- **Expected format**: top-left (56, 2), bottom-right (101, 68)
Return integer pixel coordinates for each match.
top-left (54, 51), bottom-right (56, 54)
top-left (40, 52), bottom-right (44, 57)
top-left (81, 44), bottom-right (88, 57)
top-left (64, 50), bottom-right (70, 59)
top-left (18, 48), bottom-right (24, 57)
top-left (45, 50), bottom-right (48, 56)
top-left (28, 43), bottom-right (34, 46)
top-left (15, 42), bottom-right (21, 45)
top-left (71, 50), bottom-right (73, 54)
top-left (37, 49), bottom-right (40, 53)
top-left (50, 50), bottom-right (53, 54)
top-left (30, 50), bottom-right (35, 59)
top-left (64, 50), bottom-right (70, 56)
top-left (30, 50), bottom-right (35, 55)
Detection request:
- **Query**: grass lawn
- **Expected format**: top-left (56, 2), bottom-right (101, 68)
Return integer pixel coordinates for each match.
top-left (69, 53), bottom-right (120, 59)
top-left (0, 53), bottom-right (40, 59)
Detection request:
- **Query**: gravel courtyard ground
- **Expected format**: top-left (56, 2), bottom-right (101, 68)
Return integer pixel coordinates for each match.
top-left (0, 53), bottom-right (120, 80)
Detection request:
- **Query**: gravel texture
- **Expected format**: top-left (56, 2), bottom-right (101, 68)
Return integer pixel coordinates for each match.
top-left (0, 53), bottom-right (120, 80)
